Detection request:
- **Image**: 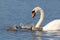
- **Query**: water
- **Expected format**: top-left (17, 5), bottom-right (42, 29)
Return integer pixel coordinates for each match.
top-left (0, 0), bottom-right (60, 40)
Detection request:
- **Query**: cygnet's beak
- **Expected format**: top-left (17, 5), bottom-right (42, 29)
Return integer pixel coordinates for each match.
top-left (32, 11), bottom-right (36, 18)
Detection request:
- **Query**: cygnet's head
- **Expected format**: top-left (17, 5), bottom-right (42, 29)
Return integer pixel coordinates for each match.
top-left (20, 23), bottom-right (24, 27)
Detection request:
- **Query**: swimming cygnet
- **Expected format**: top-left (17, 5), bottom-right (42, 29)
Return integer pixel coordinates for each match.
top-left (19, 23), bottom-right (42, 31)
top-left (19, 23), bottom-right (34, 30)
top-left (6, 25), bottom-right (18, 31)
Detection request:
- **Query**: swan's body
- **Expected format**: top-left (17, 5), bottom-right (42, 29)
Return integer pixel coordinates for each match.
top-left (32, 7), bottom-right (60, 31)
top-left (43, 20), bottom-right (60, 31)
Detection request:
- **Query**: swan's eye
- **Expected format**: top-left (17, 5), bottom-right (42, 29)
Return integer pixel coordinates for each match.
top-left (32, 11), bottom-right (36, 18)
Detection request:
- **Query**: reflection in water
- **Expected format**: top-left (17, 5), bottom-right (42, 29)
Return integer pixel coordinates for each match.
top-left (32, 31), bottom-right (42, 40)
top-left (31, 31), bottom-right (60, 40)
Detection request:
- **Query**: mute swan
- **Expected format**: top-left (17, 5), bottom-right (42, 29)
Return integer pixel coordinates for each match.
top-left (32, 7), bottom-right (60, 31)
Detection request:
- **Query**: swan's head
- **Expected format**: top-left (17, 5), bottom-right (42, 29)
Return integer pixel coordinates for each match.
top-left (32, 7), bottom-right (40, 18)
top-left (32, 10), bottom-right (36, 18)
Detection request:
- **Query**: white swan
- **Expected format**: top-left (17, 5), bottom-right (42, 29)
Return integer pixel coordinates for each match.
top-left (32, 7), bottom-right (60, 31)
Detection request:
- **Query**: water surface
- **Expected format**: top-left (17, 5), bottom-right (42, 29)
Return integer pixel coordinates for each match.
top-left (0, 0), bottom-right (60, 40)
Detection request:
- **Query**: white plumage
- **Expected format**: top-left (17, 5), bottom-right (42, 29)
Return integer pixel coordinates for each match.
top-left (32, 7), bottom-right (60, 31)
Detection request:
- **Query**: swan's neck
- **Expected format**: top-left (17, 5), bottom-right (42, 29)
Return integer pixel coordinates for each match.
top-left (35, 8), bottom-right (44, 28)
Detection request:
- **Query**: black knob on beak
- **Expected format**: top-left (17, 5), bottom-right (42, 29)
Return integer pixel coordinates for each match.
top-left (32, 10), bottom-right (36, 18)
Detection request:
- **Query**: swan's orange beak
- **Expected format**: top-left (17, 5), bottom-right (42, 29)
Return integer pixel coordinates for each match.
top-left (32, 11), bottom-right (36, 18)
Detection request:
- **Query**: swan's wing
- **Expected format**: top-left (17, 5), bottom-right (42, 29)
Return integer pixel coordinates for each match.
top-left (43, 20), bottom-right (60, 31)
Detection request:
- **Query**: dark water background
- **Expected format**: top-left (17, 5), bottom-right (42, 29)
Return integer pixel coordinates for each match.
top-left (0, 0), bottom-right (60, 40)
